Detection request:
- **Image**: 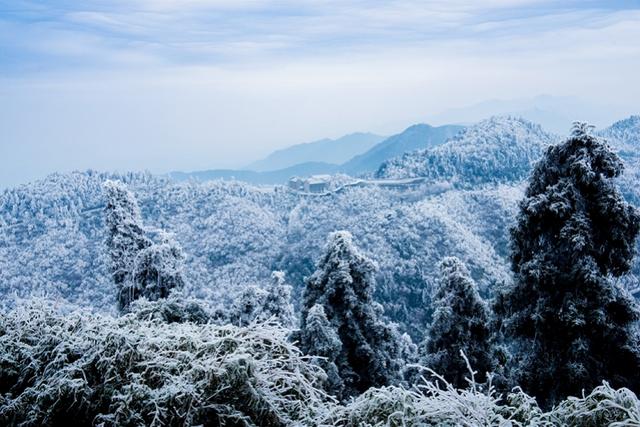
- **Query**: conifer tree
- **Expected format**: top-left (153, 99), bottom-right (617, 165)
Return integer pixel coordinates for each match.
top-left (300, 304), bottom-right (344, 396)
top-left (104, 181), bottom-right (185, 311)
top-left (498, 122), bottom-right (640, 407)
top-left (421, 257), bottom-right (493, 389)
top-left (299, 231), bottom-right (400, 399)
top-left (104, 180), bottom-right (152, 310)
top-left (259, 271), bottom-right (295, 328)
top-left (131, 231), bottom-right (186, 306)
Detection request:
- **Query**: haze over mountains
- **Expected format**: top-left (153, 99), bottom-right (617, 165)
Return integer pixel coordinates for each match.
top-left (430, 95), bottom-right (632, 134)
top-left (170, 95), bottom-right (626, 186)
top-left (171, 123), bottom-right (463, 184)
top-left (246, 132), bottom-right (385, 172)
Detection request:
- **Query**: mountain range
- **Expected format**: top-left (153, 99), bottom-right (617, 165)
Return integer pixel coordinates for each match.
top-left (171, 123), bottom-right (463, 184)
top-left (376, 117), bottom-right (554, 185)
top-left (3, 115), bottom-right (639, 339)
top-left (341, 124), bottom-right (463, 175)
top-left (246, 132), bottom-right (385, 172)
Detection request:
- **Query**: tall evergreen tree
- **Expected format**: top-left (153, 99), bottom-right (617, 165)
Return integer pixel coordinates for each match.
top-left (299, 231), bottom-right (400, 399)
top-left (104, 180), bottom-right (152, 309)
top-left (104, 181), bottom-right (185, 311)
top-left (300, 304), bottom-right (344, 396)
top-left (259, 271), bottom-right (295, 328)
top-left (131, 231), bottom-right (186, 306)
top-left (498, 122), bottom-right (640, 407)
top-left (422, 257), bottom-right (494, 389)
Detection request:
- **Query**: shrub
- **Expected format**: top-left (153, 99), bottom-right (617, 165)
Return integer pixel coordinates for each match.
top-left (2, 302), bottom-right (640, 426)
top-left (0, 302), bottom-right (330, 426)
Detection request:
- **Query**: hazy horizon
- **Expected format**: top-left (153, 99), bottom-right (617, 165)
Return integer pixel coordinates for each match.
top-left (2, 0), bottom-right (640, 188)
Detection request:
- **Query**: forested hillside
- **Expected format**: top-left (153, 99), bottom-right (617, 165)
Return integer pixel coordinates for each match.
top-left (2, 117), bottom-right (640, 338)
top-left (2, 117), bottom-right (640, 425)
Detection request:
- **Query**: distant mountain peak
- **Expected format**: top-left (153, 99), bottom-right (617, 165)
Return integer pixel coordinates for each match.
top-left (376, 116), bottom-right (554, 184)
top-left (340, 123), bottom-right (464, 175)
top-left (607, 115), bottom-right (640, 130)
top-left (246, 132), bottom-right (386, 172)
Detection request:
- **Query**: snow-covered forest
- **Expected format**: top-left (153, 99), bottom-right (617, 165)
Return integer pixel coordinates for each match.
top-left (2, 117), bottom-right (640, 425)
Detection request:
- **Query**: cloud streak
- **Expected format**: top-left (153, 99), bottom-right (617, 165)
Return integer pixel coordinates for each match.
top-left (3, 0), bottom-right (637, 71)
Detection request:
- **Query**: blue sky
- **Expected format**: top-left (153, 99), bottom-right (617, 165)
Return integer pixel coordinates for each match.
top-left (1, 0), bottom-right (640, 187)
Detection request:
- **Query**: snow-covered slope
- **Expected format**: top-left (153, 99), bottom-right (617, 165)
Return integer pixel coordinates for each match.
top-left (2, 116), bottom-right (638, 338)
top-left (342, 123), bottom-right (463, 175)
top-left (599, 115), bottom-right (640, 160)
top-left (0, 171), bottom-right (515, 338)
top-left (376, 117), bottom-right (555, 185)
top-left (600, 116), bottom-right (640, 294)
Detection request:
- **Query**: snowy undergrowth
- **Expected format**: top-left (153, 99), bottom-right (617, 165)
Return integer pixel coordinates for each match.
top-left (323, 380), bottom-right (640, 427)
top-left (1, 302), bottom-right (640, 426)
top-left (0, 302), bottom-right (330, 426)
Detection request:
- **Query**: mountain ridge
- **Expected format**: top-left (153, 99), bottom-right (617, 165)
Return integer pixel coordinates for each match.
top-left (173, 123), bottom-right (464, 184)
top-left (246, 132), bottom-right (385, 172)
top-left (376, 116), bottom-right (556, 186)
top-left (341, 123), bottom-right (464, 175)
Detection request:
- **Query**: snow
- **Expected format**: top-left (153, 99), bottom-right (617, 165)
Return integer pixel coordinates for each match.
top-left (2, 115), bottom-right (640, 424)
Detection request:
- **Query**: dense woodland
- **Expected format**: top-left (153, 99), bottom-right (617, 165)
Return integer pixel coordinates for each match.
top-left (2, 117), bottom-right (640, 425)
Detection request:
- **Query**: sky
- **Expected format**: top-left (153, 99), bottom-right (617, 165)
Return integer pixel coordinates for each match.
top-left (1, 0), bottom-right (640, 187)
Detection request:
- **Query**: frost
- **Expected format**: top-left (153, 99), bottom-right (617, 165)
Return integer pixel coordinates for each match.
top-left (2, 302), bottom-right (640, 425)
top-left (0, 301), bottom-right (330, 426)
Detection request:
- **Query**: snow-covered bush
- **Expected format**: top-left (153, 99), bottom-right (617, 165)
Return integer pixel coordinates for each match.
top-left (0, 302), bottom-right (330, 426)
top-left (2, 302), bottom-right (640, 426)
top-left (542, 382), bottom-right (640, 426)
top-left (226, 284), bottom-right (267, 326)
top-left (324, 363), bottom-right (640, 426)
top-left (129, 295), bottom-right (211, 324)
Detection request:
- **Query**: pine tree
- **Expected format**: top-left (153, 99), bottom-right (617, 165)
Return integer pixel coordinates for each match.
top-left (259, 271), bottom-right (295, 328)
top-left (300, 304), bottom-right (344, 396)
top-left (299, 230), bottom-right (400, 399)
top-left (104, 181), bottom-right (185, 311)
top-left (131, 231), bottom-right (186, 305)
top-left (421, 257), bottom-right (493, 389)
top-left (498, 122), bottom-right (640, 407)
top-left (104, 180), bottom-right (152, 310)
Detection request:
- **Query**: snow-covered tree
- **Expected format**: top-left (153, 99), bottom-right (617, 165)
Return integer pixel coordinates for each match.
top-left (498, 122), bottom-right (640, 407)
top-left (421, 257), bottom-right (494, 389)
top-left (299, 230), bottom-right (400, 399)
top-left (258, 271), bottom-right (295, 328)
top-left (226, 272), bottom-right (294, 328)
top-left (229, 285), bottom-right (267, 327)
top-left (125, 231), bottom-right (186, 308)
top-left (104, 181), bottom-right (185, 311)
top-left (104, 180), bottom-right (152, 309)
top-left (300, 304), bottom-right (344, 396)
